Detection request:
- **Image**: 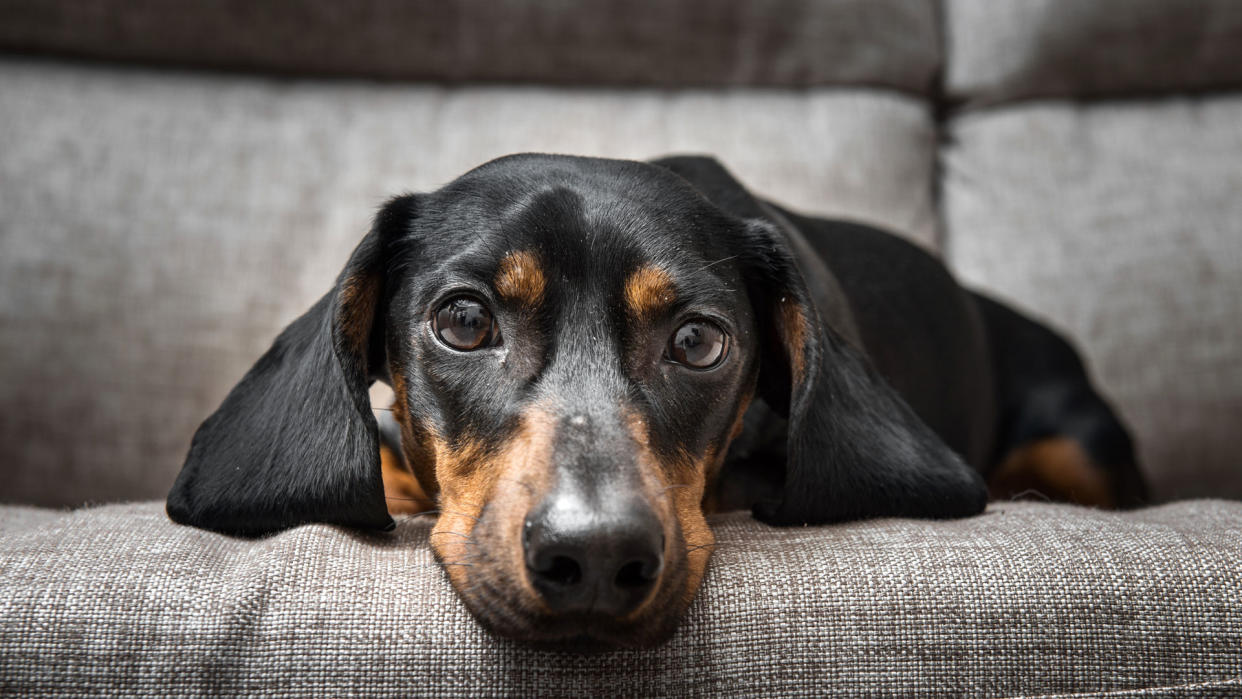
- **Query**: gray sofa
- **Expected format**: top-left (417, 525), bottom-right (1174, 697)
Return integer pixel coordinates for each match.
top-left (2, 1), bottom-right (1240, 695)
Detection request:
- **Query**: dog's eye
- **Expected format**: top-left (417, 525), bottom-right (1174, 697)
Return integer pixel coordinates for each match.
top-left (666, 320), bottom-right (728, 369)
top-left (433, 297), bottom-right (500, 351)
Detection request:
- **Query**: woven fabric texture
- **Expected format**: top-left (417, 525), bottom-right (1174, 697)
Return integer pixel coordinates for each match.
top-left (0, 60), bottom-right (938, 508)
top-left (2, 501), bottom-right (1240, 697)
top-left (0, 0), bottom-right (940, 91)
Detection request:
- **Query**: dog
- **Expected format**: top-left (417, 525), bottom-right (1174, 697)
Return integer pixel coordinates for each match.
top-left (167, 154), bottom-right (1146, 647)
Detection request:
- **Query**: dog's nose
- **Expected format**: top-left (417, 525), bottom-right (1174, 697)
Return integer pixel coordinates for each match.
top-left (523, 493), bottom-right (664, 616)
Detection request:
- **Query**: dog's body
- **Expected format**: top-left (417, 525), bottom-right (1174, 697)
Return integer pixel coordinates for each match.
top-left (168, 154), bottom-right (1145, 646)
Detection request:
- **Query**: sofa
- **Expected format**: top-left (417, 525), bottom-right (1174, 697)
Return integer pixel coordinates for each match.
top-left (1, 1), bottom-right (1240, 695)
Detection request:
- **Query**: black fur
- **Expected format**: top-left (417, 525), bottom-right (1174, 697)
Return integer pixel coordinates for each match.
top-left (168, 153), bottom-right (1142, 538)
top-left (973, 293), bottom-right (1147, 506)
top-left (654, 156), bottom-right (988, 524)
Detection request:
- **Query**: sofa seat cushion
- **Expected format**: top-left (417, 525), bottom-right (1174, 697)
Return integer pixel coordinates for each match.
top-left (2, 501), bottom-right (1240, 696)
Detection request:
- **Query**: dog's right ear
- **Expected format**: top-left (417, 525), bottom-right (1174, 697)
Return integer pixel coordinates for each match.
top-left (167, 195), bottom-right (419, 536)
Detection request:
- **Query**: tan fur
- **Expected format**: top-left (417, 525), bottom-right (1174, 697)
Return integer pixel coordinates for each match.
top-left (336, 272), bottom-right (379, 356)
top-left (777, 296), bottom-right (808, 383)
top-left (388, 367), bottom-right (440, 501)
top-left (623, 412), bottom-right (715, 618)
top-left (494, 250), bottom-right (547, 309)
top-left (989, 437), bottom-right (1116, 508)
top-left (701, 389), bottom-right (754, 514)
top-left (430, 408), bottom-right (558, 604)
top-left (624, 265), bottom-right (676, 320)
top-left (380, 441), bottom-right (432, 515)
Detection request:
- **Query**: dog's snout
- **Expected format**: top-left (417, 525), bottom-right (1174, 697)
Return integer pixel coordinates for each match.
top-left (523, 493), bottom-right (664, 617)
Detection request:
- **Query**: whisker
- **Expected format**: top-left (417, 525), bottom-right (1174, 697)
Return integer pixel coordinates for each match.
top-left (429, 531), bottom-right (475, 540)
top-left (681, 524), bottom-right (718, 540)
top-left (427, 547), bottom-right (485, 567)
top-left (1008, 489), bottom-right (1052, 503)
top-left (438, 509), bottom-right (482, 523)
top-left (698, 255), bottom-right (738, 272)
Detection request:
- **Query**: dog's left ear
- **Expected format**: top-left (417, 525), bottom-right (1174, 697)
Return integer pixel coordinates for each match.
top-left (167, 196), bottom-right (417, 536)
top-left (649, 155), bottom-right (986, 525)
top-left (742, 221), bottom-right (988, 526)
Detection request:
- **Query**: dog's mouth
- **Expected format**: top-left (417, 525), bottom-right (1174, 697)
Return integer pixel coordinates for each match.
top-left (448, 551), bottom-right (693, 648)
top-left (429, 502), bottom-right (706, 648)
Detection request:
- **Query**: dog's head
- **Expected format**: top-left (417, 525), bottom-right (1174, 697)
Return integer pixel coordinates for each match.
top-left (168, 154), bottom-right (985, 646)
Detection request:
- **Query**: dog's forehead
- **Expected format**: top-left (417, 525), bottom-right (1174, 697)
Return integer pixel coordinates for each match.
top-left (450, 153), bottom-right (695, 204)
top-left (423, 156), bottom-right (744, 293)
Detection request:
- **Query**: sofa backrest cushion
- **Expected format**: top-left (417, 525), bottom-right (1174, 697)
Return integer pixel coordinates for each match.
top-left (0, 60), bottom-right (938, 507)
top-left (946, 0), bottom-right (1242, 104)
top-left (0, 0), bottom-right (941, 92)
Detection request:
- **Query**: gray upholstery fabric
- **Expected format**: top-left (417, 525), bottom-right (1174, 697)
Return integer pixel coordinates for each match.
top-left (946, 0), bottom-right (1242, 104)
top-left (943, 97), bottom-right (1242, 502)
top-left (2, 501), bottom-right (1240, 697)
top-left (3, 4), bottom-right (1242, 696)
top-left (0, 0), bottom-right (940, 91)
top-left (0, 60), bottom-right (938, 508)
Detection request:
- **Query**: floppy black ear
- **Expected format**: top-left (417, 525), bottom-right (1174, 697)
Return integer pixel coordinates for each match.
top-left (649, 155), bottom-right (985, 525)
top-left (746, 221), bottom-right (988, 525)
top-left (167, 196), bottom-right (417, 536)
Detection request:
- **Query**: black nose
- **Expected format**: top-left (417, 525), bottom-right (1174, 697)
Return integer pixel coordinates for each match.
top-left (524, 493), bottom-right (664, 616)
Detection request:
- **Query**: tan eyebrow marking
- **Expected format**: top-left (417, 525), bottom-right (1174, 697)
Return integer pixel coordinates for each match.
top-left (494, 250), bottom-right (546, 308)
top-left (624, 265), bottom-right (676, 320)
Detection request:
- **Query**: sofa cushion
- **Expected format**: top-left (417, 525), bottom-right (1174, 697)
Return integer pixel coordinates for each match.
top-left (945, 0), bottom-right (1242, 105)
top-left (2, 501), bottom-right (1240, 696)
top-left (0, 0), bottom-right (940, 91)
top-left (943, 97), bottom-right (1242, 501)
top-left (0, 59), bottom-right (939, 508)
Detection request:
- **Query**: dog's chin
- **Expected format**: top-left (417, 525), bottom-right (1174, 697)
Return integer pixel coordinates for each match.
top-left (474, 605), bottom-right (686, 649)
top-left (452, 567), bottom-right (693, 649)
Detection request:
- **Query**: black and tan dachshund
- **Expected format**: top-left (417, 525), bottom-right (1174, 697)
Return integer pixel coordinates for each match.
top-left (167, 154), bottom-right (1146, 646)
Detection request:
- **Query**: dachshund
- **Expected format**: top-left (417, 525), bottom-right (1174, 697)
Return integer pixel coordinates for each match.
top-left (167, 154), bottom-right (1146, 647)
